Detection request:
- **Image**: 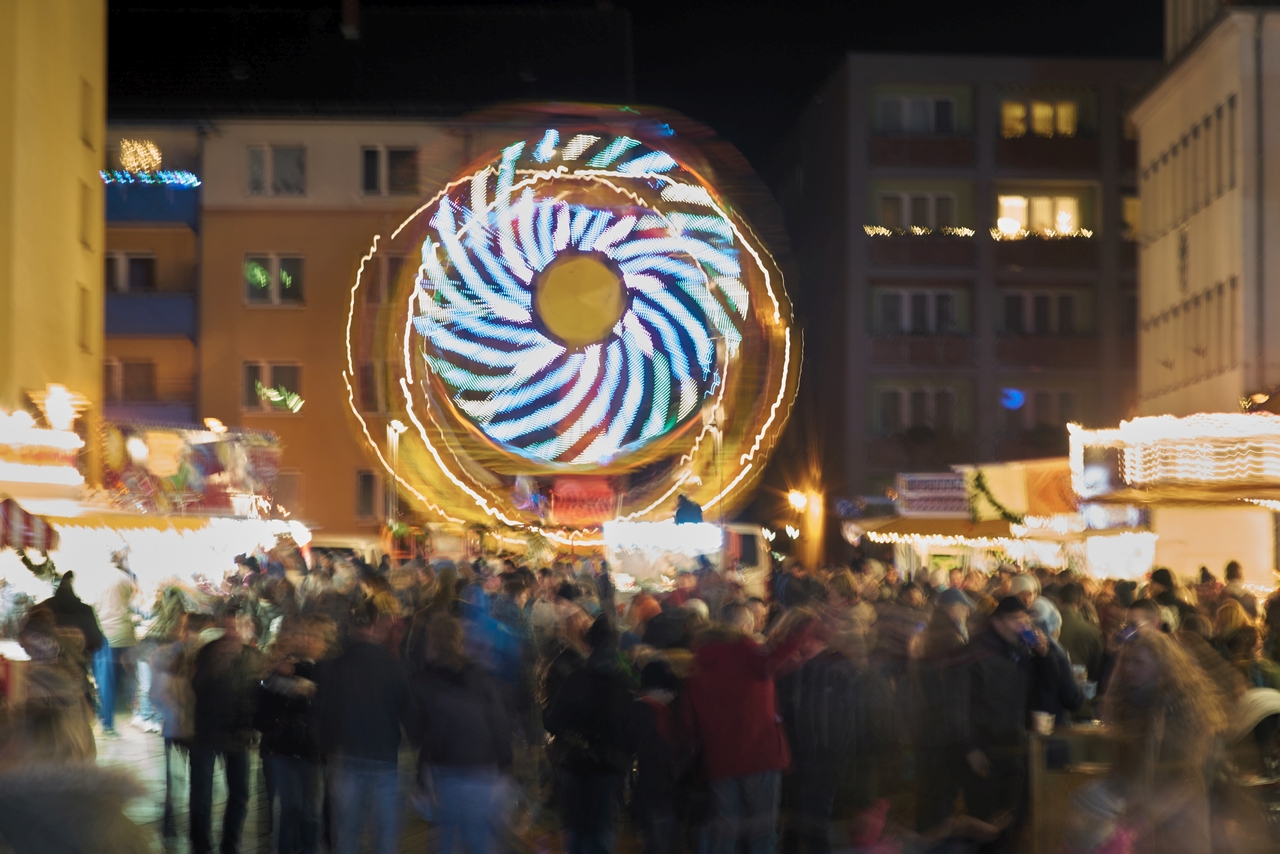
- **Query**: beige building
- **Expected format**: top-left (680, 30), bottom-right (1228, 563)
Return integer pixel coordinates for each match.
top-left (0, 0), bottom-right (105, 422)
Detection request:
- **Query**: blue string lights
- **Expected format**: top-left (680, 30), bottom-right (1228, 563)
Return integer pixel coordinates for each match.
top-left (100, 170), bottom-right (201, 188)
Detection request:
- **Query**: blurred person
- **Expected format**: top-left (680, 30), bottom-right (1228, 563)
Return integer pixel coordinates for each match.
top-left (37, 570), bottom-right (104, 660)
top-left (410, 614), bottom-right (514, 854)
top-left (1193, 567), bottom-right (1223, 609)
top-left (1102, 629), bottom-right (1228, 853)
top-left (872, 582), bottom-right (926, 686)
top-left (629, 659), bottom-right (685, 854)
top-left (256, 615), bottom-right (329, 854)
top-left (134, 586), bottom-right (186, 733)
top-left (5, 606), bottom-right (96, 762)
top-left (1216, 598), bottom-right (1251, 638)
top-left (683, 602), bottom-right (815, 854)
top-left (1222, 560), bottom-right (1258, 618)
top-left (316, 600), bottom-right (410, 854)
top-left (778, 622), bottom-right (892, 854)
top-left (1147, 568), bottom-right (1195, 628)
top-left (950, 596), bottom-right (1060, 850)
top-left (913, 588), bottom-right (975, 832)
top-left (1009, 574), bottom-right (1038, 610)
top-left (1222, 625), bottom-right (1280, 691)
top-left (189, 601), bottom-right (264, 854)
top-left (1058, 582), bottom-right (1105, 683)
top-left (93, 552), bottom-right (139, 736)
top-left (878, 565), bottom-right (901, 601)
top-left (153, 611), bottom-right (212, 838)
top-left (1028, 598), bottom-right (1083, 728)
top-left (545, 614), bottom-right (636, 854)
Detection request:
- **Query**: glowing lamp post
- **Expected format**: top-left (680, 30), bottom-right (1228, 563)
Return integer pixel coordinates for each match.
top-left (386, 419), bottom-right (408, 526)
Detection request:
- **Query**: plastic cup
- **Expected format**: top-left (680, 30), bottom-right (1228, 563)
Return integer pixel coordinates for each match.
top-left (1032, 711), bottom-right (1055, 736)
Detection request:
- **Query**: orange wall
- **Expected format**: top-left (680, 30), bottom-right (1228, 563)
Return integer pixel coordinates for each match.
top-left (200, 208), bottom-right (412, 543)
top-left (105, 225), bottom-right (197, 292)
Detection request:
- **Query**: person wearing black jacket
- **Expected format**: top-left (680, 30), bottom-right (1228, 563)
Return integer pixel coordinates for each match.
top-left (190, 600), bottom-right (264, 854)
top-left (409, 614), bottom-right (513, 854)
top-left (629, 659), bottom-right (686, 854)
top-left (38, 571), bottom-right (105, 656)
top-left (544, 614), bottom-right (636, 854)
top-left (256, 615), bottom-right (328, 854)
top-left (315, 600), bottom-right (410, 854)
top-left (950, 596), bottom-right (1060, 852)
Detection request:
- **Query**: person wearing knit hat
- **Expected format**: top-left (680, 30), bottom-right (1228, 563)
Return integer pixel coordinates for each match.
top-left (1146, 567), bottom-right (1196, 628)
top-left (1009, 575), bottom-right (1039, 609)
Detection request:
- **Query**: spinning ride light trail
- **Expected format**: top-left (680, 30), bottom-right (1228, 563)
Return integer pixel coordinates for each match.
top-left (345, 109), bottom-right (799, 530)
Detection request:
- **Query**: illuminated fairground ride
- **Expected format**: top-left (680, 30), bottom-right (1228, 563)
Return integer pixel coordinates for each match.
top-left (344, 105), bottom-right (799, 546)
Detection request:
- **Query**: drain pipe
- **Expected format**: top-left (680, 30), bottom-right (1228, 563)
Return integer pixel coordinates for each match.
top-left (1256, 11), bottom-right (1267, 390)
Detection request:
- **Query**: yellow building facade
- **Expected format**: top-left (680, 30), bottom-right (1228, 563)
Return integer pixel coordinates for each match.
top-left (0, 0), bottom-right (105, 420)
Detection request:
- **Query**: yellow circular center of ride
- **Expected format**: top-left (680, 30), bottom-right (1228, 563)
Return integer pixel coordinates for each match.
top-left (534, 254), bottom-right (626, 348)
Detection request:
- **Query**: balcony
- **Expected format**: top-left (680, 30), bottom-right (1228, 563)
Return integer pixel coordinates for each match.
top-left (869, 335), bottom-right (977, 368)
top-left (996, 136), bottom-right (1100, 172)
top-left (994, 237), bottom-right (1097, 270)
top-left (866, 434), bottom-right (978, 473)
top-left (996, 336), bottom-right (1099, 369)
top-left (105, 183), bottom-right (199, 228)
top-left (104, 401), bottom-right (196, 425)
top-left (868, 235), bottom-right (977, 267)
top-left (870, 135), bottom-right (976, 168)
top-left (105, 292), bottom-right (196, 338)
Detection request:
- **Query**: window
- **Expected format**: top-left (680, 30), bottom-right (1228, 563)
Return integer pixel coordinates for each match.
top-left (122, 361), bottom-right (156, 402)
top-left (996, 194), bottom-right (1082, 236)
top-left (361, 146), bottom-right (420, 196)
top-left (877, 192), bottom-right (957, 231)
top-left (103, 360), bottom-right (120, 402)
top-left (1002, 289), bottom-right (1081, 335)
top-left (105, 254), bottom-right (157, 293)
top-left (243, 362), bottom-right (303, 412)
top-left (356, 470), bottom-right (382, 520)
top-left (244, 254), bottom-right (304, 305)
top-left (877, 96), bottom-right (956, 134)
top-left (358, 360), bottom-right (385, 413)
top-left (79, 181), bottom-right (91, 247)
top-left (1001, 99), bottom-right (1077, 138)
top-left (879, 390), bottom-right (902, 435)
top-left (875, 287), bottom-right (965, 334)
top-left (80, 79), bottom-right (93, 148)
top-left (274, 471), bottom-right (303, 515)
top-left (1215, 105), bottom-right (1225, 196)
top-left (247, 145), bottom-right (306, 196)
top-left (878, 387), bottom-right (957, 435)
top-left (1122, 196), bottom-right (1141, 241)
top-left (1228, 95), bottom-right (1237, 189)
top-left (78, 286), bottom-right (90, 352)
top-left (1002, 388), bottom-right (1077, 431)
top-left (364, 254), bottom-right (407, 306)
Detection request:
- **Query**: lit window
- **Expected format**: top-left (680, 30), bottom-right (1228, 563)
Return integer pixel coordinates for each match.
top-left (997, 195), bottom-right (1028, 234)
top-left (1001, 99), bottom-right (1078, 138)
top-left (244, 254), bottom-right (304, 305)
top-left (1031, 101), bottom-right (1055, 137)
top-left (1001, 101), bottom-right (1027, 138)
top-left (997, 194), bottom-right (1082, 236)
top-left (244, 362), bottom-right (303, 412)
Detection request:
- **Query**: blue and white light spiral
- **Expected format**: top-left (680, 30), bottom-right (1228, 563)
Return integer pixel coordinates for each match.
top-left (411, 131), bottom-right (749, 466)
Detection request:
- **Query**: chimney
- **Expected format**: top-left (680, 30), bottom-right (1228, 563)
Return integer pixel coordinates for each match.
top-left (341, 0), bottom-right (359, 40)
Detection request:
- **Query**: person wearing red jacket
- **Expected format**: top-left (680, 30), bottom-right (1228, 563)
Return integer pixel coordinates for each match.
top-left (683, 603), bottom-right (815, 854)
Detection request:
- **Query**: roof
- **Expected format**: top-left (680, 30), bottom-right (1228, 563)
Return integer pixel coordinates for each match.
top-left (108, 5), bottom-right (633, 120)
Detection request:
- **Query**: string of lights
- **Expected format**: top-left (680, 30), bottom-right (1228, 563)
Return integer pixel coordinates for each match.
top-left (100, 170), bottom-right (201, 188)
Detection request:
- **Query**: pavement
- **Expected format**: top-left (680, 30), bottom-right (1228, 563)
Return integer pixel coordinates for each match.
top-left (95, 720), bottom-right (435, 853)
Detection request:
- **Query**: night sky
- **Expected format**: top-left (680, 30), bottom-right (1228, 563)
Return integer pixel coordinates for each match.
top-left (109, 0), bottom-right (1164, 172)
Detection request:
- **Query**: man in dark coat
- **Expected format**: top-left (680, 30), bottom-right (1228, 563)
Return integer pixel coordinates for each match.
top-left (190, 601), bottom-right (263, 854)
top-left (950, 596), bottom-right (1059, 851)
top-left (1057, 583), bottom-right (1104, 682)
top-left (38, 571), bottom-right (105, 655)
top-left (544, 615), bottom-right (636, 854)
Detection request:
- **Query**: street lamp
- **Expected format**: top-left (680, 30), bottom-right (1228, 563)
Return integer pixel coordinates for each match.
top-left (386, 419), bottom-right (408, 526)
top-left (787, 490), bottom-right (808, 511)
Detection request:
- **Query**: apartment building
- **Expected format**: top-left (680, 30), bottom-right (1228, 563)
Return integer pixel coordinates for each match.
top-left (778, 53), bottom-right (1160, 500)
top-left (102, 5), bottom-right (633, 547)
top-left (1131, 2), bottom-right (1280, 415)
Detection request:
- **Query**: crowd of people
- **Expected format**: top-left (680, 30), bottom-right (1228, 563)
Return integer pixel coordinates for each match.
top-left (2, 548), bottom-right (1280, 854)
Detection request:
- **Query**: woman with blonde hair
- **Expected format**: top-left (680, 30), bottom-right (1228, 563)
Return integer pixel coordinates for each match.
top-left (1216, 598), bottom-right (1251, 637)
top-left (1093, 630), bottom-right (1229, 853)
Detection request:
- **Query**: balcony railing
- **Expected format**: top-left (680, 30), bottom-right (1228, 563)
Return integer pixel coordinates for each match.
top-left (869, 335), bottom-right (977, 368)
top-left (105, 183), bottom-right (199, 228)
top-left (996, 136), bottom-right (1100, 171)
top-left (868, 235), bottom-right (977, 267)
top-left (996, 336), bottom-right (1099, 369)
top-left (105, 292), bottom-right (196, 338)
top-left (870, 135), bottom-right (976, 168)
top-left (994, 236), bottom-right (1097, 269)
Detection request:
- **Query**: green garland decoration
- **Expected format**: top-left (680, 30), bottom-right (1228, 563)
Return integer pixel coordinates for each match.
top-left (970, 469), bottom-right (1025, 525)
